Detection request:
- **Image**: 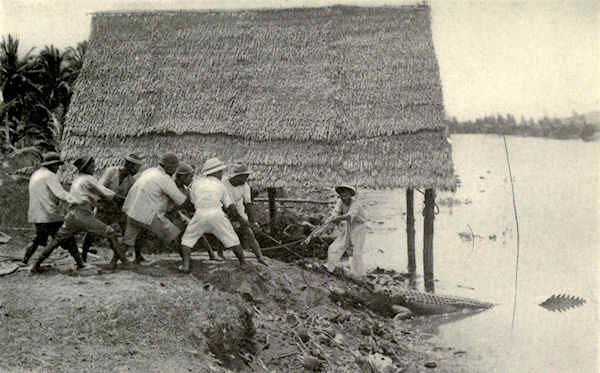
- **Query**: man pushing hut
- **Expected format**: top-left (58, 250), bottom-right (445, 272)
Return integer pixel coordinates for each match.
top-left (170, 163), bottom-right (221, 261)
top-left (121, 152), bottom-right (187, 264)
top-left (80, 153), bottom-right (144, 264)
top-left (179, 158), bottom-right (248, 272)
top-left (21, 152), bottom-right (80, 267)
top-left (31, 156), bottom-right (129, 272)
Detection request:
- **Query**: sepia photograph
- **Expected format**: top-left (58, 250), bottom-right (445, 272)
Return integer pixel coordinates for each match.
top-left (0, 0), bottom-right (598, 372)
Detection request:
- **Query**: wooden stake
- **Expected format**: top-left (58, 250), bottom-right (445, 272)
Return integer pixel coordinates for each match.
top-left (267, 187), bottom-right (278, 235)
top-left (423, 188), bottom-right (435, 293)
top-left (406, 188), bottom-right (416, 274)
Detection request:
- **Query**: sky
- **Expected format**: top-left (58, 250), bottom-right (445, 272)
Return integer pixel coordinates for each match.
top-left (0, 0), bottom-right (598, 121)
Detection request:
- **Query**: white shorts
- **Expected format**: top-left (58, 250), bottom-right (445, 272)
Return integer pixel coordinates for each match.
top-left (181, 209), bottom-right (240, 248)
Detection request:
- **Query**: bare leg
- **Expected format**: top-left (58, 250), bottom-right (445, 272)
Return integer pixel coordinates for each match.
top-left (230, 244), bottom-right (246, 266)
top-left (180, 245), bottom-right (192, 272)
top-left (202, 236), bottom-right (218, 260)
top-left (108, 236), bottom-right (129, 270)
top-left (81, 233), bottom-right (94, 263)
top-left (243, 226), bottom-right (268, 266)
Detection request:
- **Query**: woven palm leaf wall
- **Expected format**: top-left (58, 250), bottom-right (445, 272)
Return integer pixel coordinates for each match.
top-left (63, 5), bottom-right (456, 190)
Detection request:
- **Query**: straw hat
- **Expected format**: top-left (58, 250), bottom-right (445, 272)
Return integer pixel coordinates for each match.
top-left (230, 164), bottom-right (251, 178)
top-left (201, 158), bottom-right (228, 176)
top-left (335, 184), bottom-right (356, 196)
top-left (40, 152), bottom-right (64, 167)
top-left (73, 156), bottom-right (93, 172)
top-left (124, 153), bottom-right (144, 165)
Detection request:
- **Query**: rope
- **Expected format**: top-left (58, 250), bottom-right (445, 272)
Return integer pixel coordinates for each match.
top-left (260, 239), bottom-right (306, 252)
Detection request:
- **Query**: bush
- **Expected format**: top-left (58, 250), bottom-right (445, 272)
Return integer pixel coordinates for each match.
top-left (0, 157), bottom-right (30, 232)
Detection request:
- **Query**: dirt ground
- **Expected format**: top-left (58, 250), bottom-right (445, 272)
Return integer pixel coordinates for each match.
top-left (0, 232), bottom-right (485, 373)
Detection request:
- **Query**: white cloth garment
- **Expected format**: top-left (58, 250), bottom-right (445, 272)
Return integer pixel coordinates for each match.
top-left (326, 198), bottom-right (368, 278)
top-left (69, 174), bottom-right (116, 211)
top-left (27, 167), bottom-right (74, 223)
top-left (223, 178), bottom-right (251, 220)
top-left (181, 176), bottom-right (239, 248)
top-left (123, 166), bottom-right (186, 225)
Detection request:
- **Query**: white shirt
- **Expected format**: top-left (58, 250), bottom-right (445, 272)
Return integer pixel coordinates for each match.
top-left (189, 176), bottom-right (233, 213)
top-left (99, 166), bottom-right (138, 197)
top-left (27, 167), bottom-right (74, 223)
top-left (123, 166), bottom-right (187, 225)
top-left (223, 179), bottom-right (251, 220)
top-left (70, 174), bottom-right (116, 211)
top-left (331, 198), bottom-right (367, 225)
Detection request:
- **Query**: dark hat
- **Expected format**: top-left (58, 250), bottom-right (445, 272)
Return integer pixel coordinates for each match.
top-left (159, 152), bottom-right (179, 171)
top-left (124, 153), bottom-right (144, 165)
top-left (40, 152), bottom-right (64, 167)
top-left (229, 164), bottom-right (252, 178)
top-left (73, 156), bottom-right (93, 171)
top-left (335, 184), bottom-right (356, 196)
top-left (175, 162), bottom-right (194, 175)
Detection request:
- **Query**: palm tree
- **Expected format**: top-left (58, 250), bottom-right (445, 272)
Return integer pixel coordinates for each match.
top-left (0, 35), bottom-right (43, 151)
top-left (65, 40), bottom-right (88, 84)
top-left (34, 45), bottom-right (73, 112)
top-left (0, 34), bottom-right (38, 103)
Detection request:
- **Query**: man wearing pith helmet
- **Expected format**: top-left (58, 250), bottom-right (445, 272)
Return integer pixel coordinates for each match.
top-left (122, 152), bottom-right (187, 264)
top-left (80, 152), bottom-right (144, 264)
top-left (224, 164), bottom-right (269, 266)
top-left (179, 157), bottom-right (248, 272)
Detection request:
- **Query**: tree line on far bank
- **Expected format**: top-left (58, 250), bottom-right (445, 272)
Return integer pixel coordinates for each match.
top-left (1, 34), bottom-right (598, 158)
top-left (446, 113), bottom-right (599, 140)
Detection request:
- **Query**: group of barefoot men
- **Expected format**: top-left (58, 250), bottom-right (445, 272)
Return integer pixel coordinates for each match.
top-left (23, 151), bottom-right (269, 273)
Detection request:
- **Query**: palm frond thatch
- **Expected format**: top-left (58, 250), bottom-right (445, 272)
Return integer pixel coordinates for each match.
top-left (63, 5), bottom-right (456, 190)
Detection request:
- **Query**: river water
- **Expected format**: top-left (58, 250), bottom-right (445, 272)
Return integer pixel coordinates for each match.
top-left (358, 134), bottom-right (599, 372)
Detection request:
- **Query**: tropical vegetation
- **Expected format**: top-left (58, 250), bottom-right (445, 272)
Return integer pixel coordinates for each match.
top-left (0, 34), bottom-right (87, 156)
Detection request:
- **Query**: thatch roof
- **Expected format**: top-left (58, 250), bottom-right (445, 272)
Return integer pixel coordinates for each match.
top-left (63, 5), bottom-right (456, 190)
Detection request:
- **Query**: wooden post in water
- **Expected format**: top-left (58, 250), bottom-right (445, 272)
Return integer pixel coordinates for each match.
top-left (267, 187), bottom-right (278, 235)
top-left (406, 189), bottom-right (416, 274)
top-left (423, 188), bottom-right (435, 293)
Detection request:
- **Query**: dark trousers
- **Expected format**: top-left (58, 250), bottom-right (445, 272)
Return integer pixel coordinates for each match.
top-left (33, 206), bottom-right (124, 270)
top-left (81, 207), bottom-right (125, 261)
top-left (23, 221), bottom-right (79, 264)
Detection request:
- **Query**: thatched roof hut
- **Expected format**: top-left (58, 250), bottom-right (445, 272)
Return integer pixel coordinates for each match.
top-left (63, 5), bottom-right (456, 190)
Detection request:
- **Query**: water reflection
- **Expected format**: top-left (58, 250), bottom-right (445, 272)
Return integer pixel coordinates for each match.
top-left (360, 135), bottom-right (599, 373)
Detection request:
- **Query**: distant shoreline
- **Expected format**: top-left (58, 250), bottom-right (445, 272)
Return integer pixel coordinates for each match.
top-left (445, 113), bottom-right (600, 141)
top-left (447, 127), bottom-right (600, 141)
